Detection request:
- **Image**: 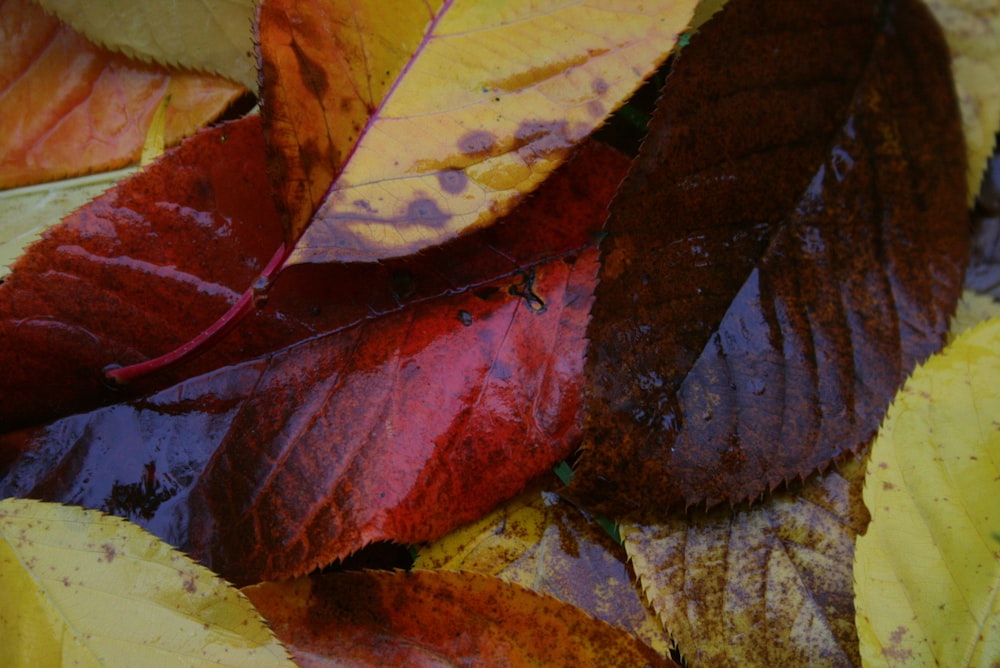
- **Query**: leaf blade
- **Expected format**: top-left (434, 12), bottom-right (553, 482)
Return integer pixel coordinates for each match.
top-left (854, 317), bottom-right (1000, 667)
top-left (0, 498), bottom-right (293, 666)
top-left (260, 0), bottom-right (701, 263)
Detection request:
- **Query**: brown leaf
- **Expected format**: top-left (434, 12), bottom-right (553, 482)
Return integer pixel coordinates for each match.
top-left (572, 0), bottom-right (969, 512)
top-left (416, 485), bottom-right (672, 659)
top-left (624, 453), bottom-right (869, 666)
top-left (243, 570), bottom-right (678, 667)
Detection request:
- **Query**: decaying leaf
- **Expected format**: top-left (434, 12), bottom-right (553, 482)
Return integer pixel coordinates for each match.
top-left (35, 0), bottom-right (259, 89)
top-left (0, 0), bottom-right (245, 189)
top-left (572, 0), bottom-right (968, 512)
top-left (259, 0), bottom-right (701, 264)
top-left (624, 454), bottom-right (868, 667)
top-left (0, 498), bottom-right (292, 666)
top-left (855, 317), bottom-right (1000, 667)
top-left (416, 486), bottom-right (672, 658)
top-left (243, 570), bottom-right (677, 667)
top-left (926, 0), bottom-right (1000, 201)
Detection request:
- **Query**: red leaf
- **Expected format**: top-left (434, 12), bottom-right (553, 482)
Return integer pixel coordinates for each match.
top-left (0, 121), bottom-right (628, 582)
top-left (571, 0), bottom-right (969, 512)
top-left (244, 570), bottom-right (677, 667)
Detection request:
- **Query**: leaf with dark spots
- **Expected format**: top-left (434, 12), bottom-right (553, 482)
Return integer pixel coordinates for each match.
top-left (0, 109), bottom-right (626, 433)
top-left (242, 570), bottom-right (678, 667)
top-left (571, 0), bottom-right (969, 513)
top-left (0, 126), bottom-right (629, 582)
top-left (258, 0), bottom-right (701, 264)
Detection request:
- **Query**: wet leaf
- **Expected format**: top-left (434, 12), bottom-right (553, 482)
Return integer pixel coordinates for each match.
top-left (258, 0), bottom-right (700, 264)
top-left (243, 569), bottom-right (677, 667)
top-left (35, 0), bottom-right (259, 89)
top-left (624, 454), bottom-right (869, 667)
top-left (416, 486), bottom-right (672, 659)
top-left (0, 498), bottom-right (292, 666)
top-left (0, 120), bottom-right (628, 582)
top-left (572, 0), bottom-right (969, 512)
top-left (0, 0), bottom-right (245, 190)
top-left (855, 317), bottom-right (1000, 667)
top-left (926, 0), bottom-right (1000, 201)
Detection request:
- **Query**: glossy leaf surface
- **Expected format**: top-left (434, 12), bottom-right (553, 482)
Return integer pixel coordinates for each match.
top-left (243, 570), bottom-right (677, 667)
top-left (0, 498), bottom-right (292, 666)
top-left (855, 317), bottom-right (1000, 667)
top-left (36, 0), bottom-right (259, 89)
top-left (573, 0), bottom-right (969, 512)
top-left (259, 0), bottom-right (700, 264)
top-left (624, 455), bottom-right (868, 667)
top-left (0, 0), bottom-right (244, 189)
top-left (0, 116), bottom-right (628, 582)
top-left (417, 486), bottom-right (671, 658)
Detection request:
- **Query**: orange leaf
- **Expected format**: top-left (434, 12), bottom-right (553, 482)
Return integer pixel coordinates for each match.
top-left (258, 0), bottom-right (700, 263)
top-left (0, 0), bottom-right (245, 189)
top-left (243, 570), bottom-right (678, 667)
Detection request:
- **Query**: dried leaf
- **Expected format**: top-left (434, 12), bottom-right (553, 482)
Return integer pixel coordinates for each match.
top-left (0, 0), bottom-right (244, 190)
top-left (624, 455), bottom-right (869, 667)
top-left (926, 0), bottom-right (1000, 201)
top-left (416, 487), bottom-right (672, 659)
top-left (243, 570), bottom-right (677, 667)
top-left (572, 0), bottom-right (968, 512)
top-left (258, 0), bottom-right (700, 263)
top-left (855, 317), bottom-right (1000, 666)
top-left (35, 0), bottom-right (259, 89)
top-left (0, 498), bottom-right (292, 666)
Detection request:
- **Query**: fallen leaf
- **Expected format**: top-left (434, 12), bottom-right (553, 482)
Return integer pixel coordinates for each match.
top-left (624, 454), bottom-right (869, 667)
top-left (258, 0), bottom-right (700, 264)
top-left (0, 166), bottom-right (136, 277)
top-left (35, 0), bottom-right (259, 89)
top-left (926, 0), bottom-right (1000, 201)
top-left (572, 0), bottom-right (968, 512)
top-left (0, 498), bottom-right (293, 666)
top-left (948, 290), bottom-right (1000, 343)
top-left (243, 569), bottom-right (677, 667)
top-left (0, 0), bottom-right (246, 189)
top-left (854, 317), bottom-right (1000, 667)
top-left (0, 123), bottom-right (628, 582)
top-left (416, 486), bottom-right (672, 659)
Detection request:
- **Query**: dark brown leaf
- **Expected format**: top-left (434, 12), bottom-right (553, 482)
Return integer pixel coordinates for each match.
top-left (572, 0), bottom-right (969, 512)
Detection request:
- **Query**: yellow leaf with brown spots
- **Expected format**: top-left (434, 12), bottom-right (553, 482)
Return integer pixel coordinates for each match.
top-left (623, 455), bottom-right (870, 667)
top-left (0, 498), bottom-right (292, 667)
top-left (416, 488), bottom-right (673, 659)
top-left (258, 0), bottom-right (701, 264)
top-left (925, 0), bottom-right (1000, 202)
top-left (854, 316), bottom-right (1000, 667)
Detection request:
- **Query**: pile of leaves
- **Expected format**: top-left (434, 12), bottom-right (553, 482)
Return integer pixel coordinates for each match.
top-left (1, 0), bottom-right (999, 664)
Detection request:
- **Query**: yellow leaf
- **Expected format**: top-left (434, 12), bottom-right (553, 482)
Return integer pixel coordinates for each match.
top-left (854, 317), bottom-right (1000, 667)
top-left (0, 498), bottom-right (293, 667)
top-left (35, 0), bottom-right (258, 90)
top-left (950, 290), bottom-right (1000, 343)
top-left (925, 0), bottom-right (1000, 202)
top-left (624, 455), bottom-right (869, 666)
top-left (266, 0), bottom-right (701, 264)
top-left (0, 168), bottom-right (136, 278)
top-left (416, 488), bottom-right (673, 658)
